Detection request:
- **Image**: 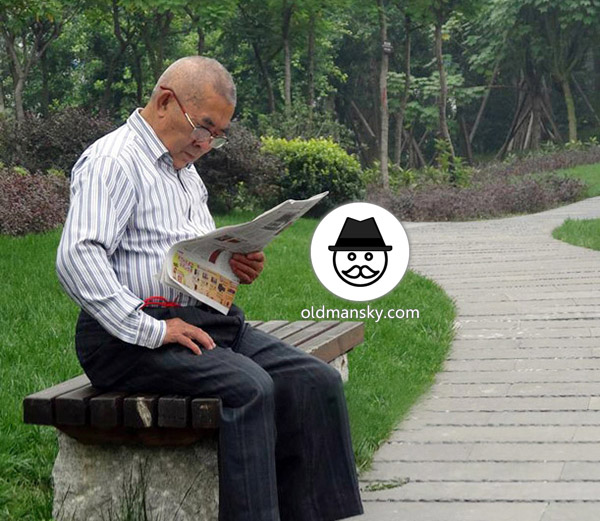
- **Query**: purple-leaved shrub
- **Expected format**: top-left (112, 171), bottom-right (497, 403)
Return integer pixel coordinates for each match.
top-left (0, 169), bottom-right (69, 235)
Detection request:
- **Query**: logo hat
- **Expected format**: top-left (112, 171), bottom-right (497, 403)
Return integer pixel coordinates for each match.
top-left (328, 217), bottom-right (392, 252)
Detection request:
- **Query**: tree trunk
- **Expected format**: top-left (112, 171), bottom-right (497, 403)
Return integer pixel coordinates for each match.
top-left (14, 76), bottom-right (25, 124)
top-left (561, 76), bottom-right (577, 142)
top-left (530, 92), bottom-right (542, 150)
top-left (0, 75), bottom-right (5, 114)
top-left (572, 74), bottom-right (600, 126)
top-left (394, 113), bottom-right (403, 165)
top-left (307, 11), bottom-right (316, 123)
top-left (459, 114), bottom-right (473, 165)
top-left (434, 17), bottom-right (455, 160)
top-left (132, 49), bottom-right (143, 105)
top-left (252, 42), bottom-right (276, 113)
top-left (469, 58), bottom-right (500, 144)
top-left (377, 0), bottom-right (389, 190)
top-left (196, 24), bottom-right (205, 55)
top-left (282, 2), bottom-right (294, 115)
top-left (395, 15), bottom-right (411, 166)
top-left (40, 50), bottom-right (49, 116)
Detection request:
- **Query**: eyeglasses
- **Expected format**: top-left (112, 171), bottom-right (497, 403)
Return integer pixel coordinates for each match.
top-left (159, 86), bottom-right (228, 149)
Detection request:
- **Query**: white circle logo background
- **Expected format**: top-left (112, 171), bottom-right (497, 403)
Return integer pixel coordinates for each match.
top-left (310, 202), bottom-right (410, 302)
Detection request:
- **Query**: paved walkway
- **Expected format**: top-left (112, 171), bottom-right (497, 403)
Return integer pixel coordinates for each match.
top-left (355, 197), bottom-right (600, 521)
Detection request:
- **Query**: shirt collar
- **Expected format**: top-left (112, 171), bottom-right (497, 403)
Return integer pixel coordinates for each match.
top-left (127, 108), bottom-right (170, 165)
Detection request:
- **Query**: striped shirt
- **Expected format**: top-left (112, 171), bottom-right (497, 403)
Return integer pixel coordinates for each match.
top-left (56, 109), bottom-right (216, 348)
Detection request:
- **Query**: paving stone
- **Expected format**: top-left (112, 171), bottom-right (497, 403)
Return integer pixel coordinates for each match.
top-left (436, 369), bottom-right (600, 384)
top-left (352, 501), bottom-right (548, 521)
top-left (560, 461), bottom-right (600, 479)
top-left (456, 327), bottom-right (593, 340)
top-left (444, 360), bottom-right (518, 371)
top-left (360, 481), bottom-right (600, 501)
top-left (373, 442), bottom-right (474, 462)
top-left (428, 383), bottom-right (511, 397)
top-left (508, 382), bottom-right (600, 397)
top-left (389, 425), bottom-right (576, 443)
top-left (487, 411), bottom-right (600, 426)
top-left (424, 396), bottom-right (589, 412)
top-left (519, 338), bottom-right (600, 348)
top-left (468, 442), bottom-right (600, 461)
top-left (448, 348), bottom-right (595, 360)
top-left (540, 503), bottom-right (600, 521)
top-left (360, 461), bottom-right (564, 481)
top-left (400, 411), bottom-right (494, 425)
top-left (515, 358), bottom-right (600, 370)
top-left (571, 426), bottom-right (600, 441)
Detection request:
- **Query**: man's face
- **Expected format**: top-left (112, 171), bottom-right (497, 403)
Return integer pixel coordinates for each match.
top-left (165, 88), bottom-right (234, 170)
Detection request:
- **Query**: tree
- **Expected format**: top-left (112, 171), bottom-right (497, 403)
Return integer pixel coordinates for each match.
top-left (0, 0), bottom-right (77, 123)
top-left (376, 0), bottom-right (391, 189)
top-left (525, 0), bottom-right (600, 142)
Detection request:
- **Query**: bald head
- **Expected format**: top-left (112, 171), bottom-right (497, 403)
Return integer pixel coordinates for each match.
top-left (151, 56), bottom-right (236, 107)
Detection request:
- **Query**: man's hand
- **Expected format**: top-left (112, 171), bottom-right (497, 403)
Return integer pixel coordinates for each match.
top-left (163, 318), bottom-right (216, 355)
top-left (229, 251), bottom-right (265, 284)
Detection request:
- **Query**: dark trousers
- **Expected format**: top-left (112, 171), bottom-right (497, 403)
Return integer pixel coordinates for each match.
top-left (75, 304), bottom-right (364, 521)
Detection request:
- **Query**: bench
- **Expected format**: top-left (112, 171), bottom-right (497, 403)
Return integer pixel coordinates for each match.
top-left (24, 319), bottom-right (364, 521)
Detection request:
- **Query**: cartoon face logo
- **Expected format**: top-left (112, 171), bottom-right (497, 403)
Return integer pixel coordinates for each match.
top-left (332, 250), bottom-right (388, 287)
top-left (328, 217), bottom-right (392, 288)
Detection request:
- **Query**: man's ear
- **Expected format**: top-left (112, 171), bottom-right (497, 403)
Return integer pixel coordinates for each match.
top-left (155, 90), bottom-right (171, 118)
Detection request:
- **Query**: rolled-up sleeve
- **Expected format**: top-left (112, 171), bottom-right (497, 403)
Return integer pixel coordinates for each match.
top-left (56, 155), bottom-right (166, 348)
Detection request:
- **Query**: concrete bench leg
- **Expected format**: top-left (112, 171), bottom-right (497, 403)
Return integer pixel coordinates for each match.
top-left (330, 353), bottom-right (349, 382)
top-left (52, 431), bottom-right (219, 521)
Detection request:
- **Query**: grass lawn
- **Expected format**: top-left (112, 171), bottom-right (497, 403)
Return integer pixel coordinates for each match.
top-left (557, 162), bottom-right (600, 197)
top-left (552, 218), bottom-right (600, 251)
top-left (0, 214), bottom-right (456, 520)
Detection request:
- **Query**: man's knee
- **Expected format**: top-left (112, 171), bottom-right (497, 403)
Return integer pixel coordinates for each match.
top-left (227, 366), bottom-right (275, 408)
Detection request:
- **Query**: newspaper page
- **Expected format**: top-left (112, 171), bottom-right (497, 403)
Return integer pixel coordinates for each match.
top-left (159, 191), bottom-right (328, 313)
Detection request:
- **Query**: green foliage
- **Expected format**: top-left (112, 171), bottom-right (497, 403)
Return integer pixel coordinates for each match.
top-left (433, 138), bottom-right (473, 186)
top-left (254, 101), bottom-right (354, 150)
top-left (363, 162), bottom-right (418, 190)
top-left (11, 166), bottom-right (29, 176)
top-left (261, 136), bottom-right (365, 214)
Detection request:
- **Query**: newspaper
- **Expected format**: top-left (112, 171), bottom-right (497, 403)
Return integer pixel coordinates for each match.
top-left (158, 191), bottom-right (328, 313)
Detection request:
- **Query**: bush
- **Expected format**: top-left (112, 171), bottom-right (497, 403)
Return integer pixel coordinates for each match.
top-left (0, 169), bottom-right (70, 235)
top-left (261, 137), bottom-right (365, 215)
top-left (195, 122), bottom-right (284, 214)
top-left (0, 108), bottom-right (115, 174)
top-left (479, 144), bottom-right (600, 180)
top-left (368, 174), bottom-right (586, 222)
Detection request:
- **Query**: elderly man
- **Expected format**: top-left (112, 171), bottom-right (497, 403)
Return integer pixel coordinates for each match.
top-left (56, 56), bottom-right (363, 521)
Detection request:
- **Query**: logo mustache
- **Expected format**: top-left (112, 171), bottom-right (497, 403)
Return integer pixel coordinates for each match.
top-left (341, 264), bottom-right (380, 279)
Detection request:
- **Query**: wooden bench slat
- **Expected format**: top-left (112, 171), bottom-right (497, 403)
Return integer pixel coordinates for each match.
top-left (302, 322), bottom-right (364, 363)
top-left (268, 321), bottom-right (315, 340)
top-left (23, 374), bottom-right (91, 425)
top-left (246, 320), bottom-right (263, 327)
top-left (255, 320), bottom-right (288, 334)
top-left (158, 395), bottom-right (191, 428)
top-left (283, 321), bottom-right (340, 349)
top-left (191, 398), bottom-right (221, 429)
top-left (123, 394), bottom-right (159, 428)
top-left (90, 392), bottom-right (127, 428)
top-left (55, 385), bottom-right (104, 426)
